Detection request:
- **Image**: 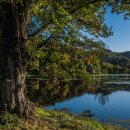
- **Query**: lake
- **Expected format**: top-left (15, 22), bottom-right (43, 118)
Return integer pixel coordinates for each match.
top-left (26, 74), bottom-right (130, 123)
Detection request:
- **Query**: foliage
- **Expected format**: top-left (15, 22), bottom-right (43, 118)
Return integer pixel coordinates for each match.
top-left (102, 50), bottom-right (130, 74)
top-left (27, 37), bottom-right (105, 80)
top-left (25, 0), bottom-right (130, 77)
top-left (2, 0), bottom-right (130, 77)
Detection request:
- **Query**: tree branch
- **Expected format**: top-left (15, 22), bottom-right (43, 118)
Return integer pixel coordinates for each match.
top-left (29, 0), bottom-right (105, 39)
top-left (37, 34), bottom-right (53, 49)
top-left (29, 21), bottom-right (52, 38)
top-left (69, 0), bottom-right (104, 14)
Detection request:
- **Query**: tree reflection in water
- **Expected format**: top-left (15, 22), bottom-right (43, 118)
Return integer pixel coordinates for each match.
top-left (95, 93), bottom-right (109, 105)
top-left (26, 79), bottom-right (130, 107)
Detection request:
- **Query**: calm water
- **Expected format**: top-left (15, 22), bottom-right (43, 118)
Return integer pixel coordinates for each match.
top-left (47, 91), bottom-right (130, 121)
top-left (26, 74), bottom-right (130, 122)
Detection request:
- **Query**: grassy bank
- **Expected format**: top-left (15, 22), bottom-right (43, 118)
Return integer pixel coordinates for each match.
top-left (0, 108), bottom-right (127, 130)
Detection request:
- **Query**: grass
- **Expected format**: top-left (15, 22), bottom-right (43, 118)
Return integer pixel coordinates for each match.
top-left (0, 108), bottom-right (127, 130)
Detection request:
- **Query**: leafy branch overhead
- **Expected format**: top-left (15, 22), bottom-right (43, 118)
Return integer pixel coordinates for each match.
top-left (1, 0), bottom-right (130, 47)
top-left (28, 0), bottom-right (112, 42)
top-left (28, 0), bottom-right (130, 48)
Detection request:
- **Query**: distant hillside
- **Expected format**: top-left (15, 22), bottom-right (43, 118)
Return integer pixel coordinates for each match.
top-left (119, 51), bottom-right (130, 59)
top-left (102, 50), bottom-right (130, 74)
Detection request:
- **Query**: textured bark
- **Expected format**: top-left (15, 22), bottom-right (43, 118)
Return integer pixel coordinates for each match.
top-left (0, 2), bottom-right (34, 117)
top-left (0, 48), bottom-right (35, 116)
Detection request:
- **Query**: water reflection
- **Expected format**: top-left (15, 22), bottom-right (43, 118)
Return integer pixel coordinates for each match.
top-left (26, 78), bottom-right (130, 107)
top-left (26, 80), bottom-right (88, 106)
top-left (26, 76), bottom-right (130, 122)
top-left (95, 93), bottom-right (109, 105)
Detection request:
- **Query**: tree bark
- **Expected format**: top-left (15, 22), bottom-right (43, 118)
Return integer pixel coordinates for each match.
top-left (0, 2), bottom-right (34, 117)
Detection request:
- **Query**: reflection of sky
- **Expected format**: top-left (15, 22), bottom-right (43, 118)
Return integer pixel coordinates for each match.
top-left (102, 8), bottom-right (130, 52)
top-left (47, 91), bottom-right (130, 121)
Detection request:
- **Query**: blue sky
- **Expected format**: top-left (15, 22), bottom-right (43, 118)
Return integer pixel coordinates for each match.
top-left (102, 9), bottom-right (130, 52)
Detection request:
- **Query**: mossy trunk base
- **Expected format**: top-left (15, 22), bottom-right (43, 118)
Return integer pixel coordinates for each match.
top-left (0, 49), bottom-right (35, 117)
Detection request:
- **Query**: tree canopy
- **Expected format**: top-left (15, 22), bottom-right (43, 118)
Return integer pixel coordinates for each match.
top-left (25, 0), bottom-right (130, 79)
top-left (1, 0), bottom-right (130, 49)
top-left (1, 0), bottom-right (130, 78)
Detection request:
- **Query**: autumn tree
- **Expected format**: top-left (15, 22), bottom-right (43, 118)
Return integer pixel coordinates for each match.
top-left (0, 0), bottom-right (129, 116)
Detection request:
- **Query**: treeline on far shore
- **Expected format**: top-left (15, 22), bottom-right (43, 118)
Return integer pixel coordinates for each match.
top-left (27, 40), bottom-right (130, 80)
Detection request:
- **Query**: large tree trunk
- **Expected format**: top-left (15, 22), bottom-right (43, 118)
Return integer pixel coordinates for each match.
top-left (0, 2), bottom-right (34, 116)
top-left (0, 46), bottom-right (35, 117)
